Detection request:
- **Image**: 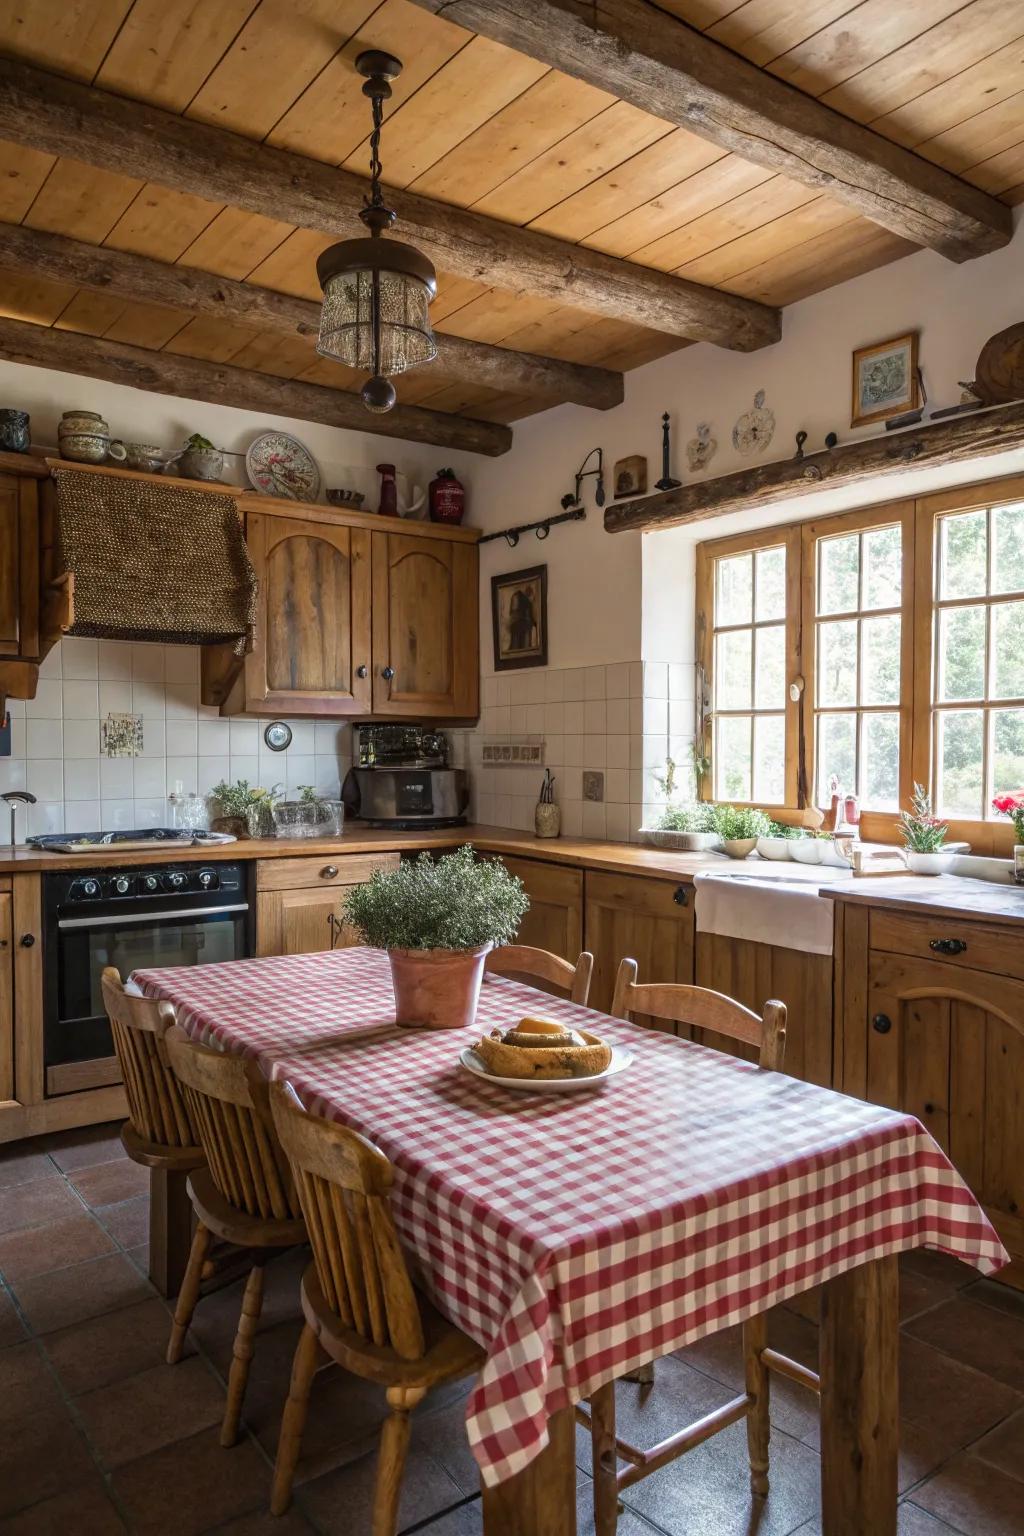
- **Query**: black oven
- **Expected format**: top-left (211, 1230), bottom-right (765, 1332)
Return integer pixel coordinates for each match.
top-left (42, 861), bottom-right (254, 1096)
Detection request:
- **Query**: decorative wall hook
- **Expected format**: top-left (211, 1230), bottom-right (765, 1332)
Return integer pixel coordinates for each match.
top-left (479, 507), bottom-right (587, 546)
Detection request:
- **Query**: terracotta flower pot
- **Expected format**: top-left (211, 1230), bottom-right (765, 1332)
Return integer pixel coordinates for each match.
top-left (388, 944), bottom-right (492, 1030)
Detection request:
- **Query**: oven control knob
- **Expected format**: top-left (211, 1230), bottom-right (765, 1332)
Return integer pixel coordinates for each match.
top-left (163, 870), bottom-right (188, 891)
top-left (81, 878), bottom-right (101, 899)
top-left (197, 870), bottom-right (218, 890)
top-left (110, 875), bottom-right (132, 896)
top-left (140, 874), bottom-right (160, 894)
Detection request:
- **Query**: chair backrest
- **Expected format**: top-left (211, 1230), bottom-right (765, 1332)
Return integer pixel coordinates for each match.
top-left (269, 1080), bottom-right (425, 1362)
top-left (485, 944), bottom-right (594, 1006)
top-left (164, 1025), bottom-right (301, 1222)
top-left (101, 967), bottom-right (199, 1149)
top-left (611, 958), bottom-right (787, 1071)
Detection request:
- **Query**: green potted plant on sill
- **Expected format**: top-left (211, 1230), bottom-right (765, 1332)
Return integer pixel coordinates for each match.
top-left (705, 804), bottom-right (772, 859)
top-left (343, 845), bottom-right (529, 1029)
top-left (898, 784), bottom-right (964, 875)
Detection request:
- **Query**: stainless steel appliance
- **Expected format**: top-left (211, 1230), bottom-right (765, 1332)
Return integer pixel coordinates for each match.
top-left (343, 724), bottom-right (469, 828)
top-left (42, 849), bottom-right (254, 1097)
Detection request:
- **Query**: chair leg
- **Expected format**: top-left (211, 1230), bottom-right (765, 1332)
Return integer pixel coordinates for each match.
top-left (743, 1313), bottom-right (770, 1497)
top-left (166, 1221), bottom-right (211, 1365)
top-left (270, 1322), bottom-right (320, 1516)
top-left (221, 1260), bottom-right (265, 1447)
top-left (590, 1381), bottom-right (620, 1536)
top-left (372, 1385), bottom-right (425, 1536)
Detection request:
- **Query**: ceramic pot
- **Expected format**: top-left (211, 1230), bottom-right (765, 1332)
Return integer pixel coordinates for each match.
top-left (643, 828), bottom-right (720, 851)
top-left (58, 410), bottom-right (127, 465)
top-left (389, 944), bottom-right (491, 1029)
top-left (0, 409), bottom-right (29, 453)
top-left (179, 447), bottom-right (224, 481)
top-left (902, 849), bottom-right (955, 876)
top-left (535, 802), bottom-right (561, 838)
top-left (124, 442), bottom-right (172, 473)
top-left (789, 839), bottom-right (823, 865)
top-left (210, 813), bottom-right (248, 839)
top-left (720, 837), bottom-right (757, 859)
top-left (756, 835), bottom-right (793, 861)
top-left (1015, 846), bottom-right (1024, 886)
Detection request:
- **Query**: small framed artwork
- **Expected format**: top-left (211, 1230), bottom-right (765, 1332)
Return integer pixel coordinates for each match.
top-left (491, 564), bottom-right (547, 671)
top-left (851, 332), bottom-right (919, 427)
top-left (612, 454), bottom-right (647, 499)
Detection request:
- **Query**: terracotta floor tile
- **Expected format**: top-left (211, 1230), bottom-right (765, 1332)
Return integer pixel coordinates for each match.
top-left (127, 1242), bottom-right (150, 1276)
top-left (794, 1499), bottom-right (963, 1534)
top-left (110, 1425), bottom-right (270, 1536)
top-left (897, 1334), bottom-right (1022, 1491)
top-left (911, 1452), bottom-right (1024, 1535)
top-left (46, 1123), bottom-right (127, 1173)
top-left (965, 1276), bottom-right (1024, 1324)
top-left (69, 1159), bottom-right (149, 1209)
top-left (94, 1194), bottom-right (150, 1249)
top-left (0, 1211), bottom-right (116, 1283)
top-left (0, 1340), bottom-right (64, 1431)
top-left (13, 1251), bottom-right (152, 1335)
top-left (0, 1283), bottom-right (26, 1346)
top-left (43, 1296), bottom-right (185, 1396)
top-left (76, 1355), bottom-right (227, 1468)
top-left (298, 1441), bottom-right (463, 1534)
top-left (904, 1293), bottom-right (1024, 1391)
top-left (0, 1401), bottom-right (96, 1518)
top-left (0, 1175), bottom-right (82, 1236)
top-left (900, 1248), bottom-right (980, 1292)
top-left (0, 1145), bottom-right (56, 1190)
top-left (970, 1402), bottom-right (1024, 1484)
top-left (0, 1477), bottom-right (128, 1534)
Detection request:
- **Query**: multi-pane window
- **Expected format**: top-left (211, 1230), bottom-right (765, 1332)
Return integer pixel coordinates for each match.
top-left (930, 502), bottom-right (1024, 820)
top-left (709, 544), bottom-right (787, 803)
top-left (810, 521), bottom-right (903, 810)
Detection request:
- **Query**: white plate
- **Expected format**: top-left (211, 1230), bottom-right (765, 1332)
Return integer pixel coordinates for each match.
top-left (246, 431), bottom-right (322, 502)
top-left (458, 1044), bottom-right (632, 1092)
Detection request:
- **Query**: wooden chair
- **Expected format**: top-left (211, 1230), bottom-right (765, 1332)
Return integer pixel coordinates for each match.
top-left (485, 943), bottom-right (594, 1006)
top-left (268, 1079), bottom-right (485, 1533)
top-left (578, 959), bottom-right (809, 1535)
top-left (163, 1026), bottom-right (307, 1448)
top-left (101, 967), bottom-right (205, 1295)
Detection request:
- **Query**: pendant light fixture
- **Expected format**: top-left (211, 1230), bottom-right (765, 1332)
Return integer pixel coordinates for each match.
top-left (315, 51), bottom-right (437, 413)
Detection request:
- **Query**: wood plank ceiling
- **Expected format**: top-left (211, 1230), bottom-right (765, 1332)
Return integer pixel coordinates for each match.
top-left (0, 0), bottom-right (1020, 441)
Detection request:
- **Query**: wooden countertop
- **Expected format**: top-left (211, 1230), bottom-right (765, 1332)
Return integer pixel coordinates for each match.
top-left (829, 874), bottom-right (1024, 926)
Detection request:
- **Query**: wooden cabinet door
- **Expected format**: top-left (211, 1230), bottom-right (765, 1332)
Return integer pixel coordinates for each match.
top-left (695, 933), bottom-right (832, 1085)
top-left (0, 474), bottom-right (38, 660)
top-left (245, 512), bottom-right (371, 715)
top-left (371, 532), bottom-right (478, 718)
top-left (0, 894), bottom-right (12, 1102)
top-left (501, 857), bottom-right (583, 961)
top-left (584, 872), bottom-right (694, 1024)
top-left (866, 949), bottom-right (1024, 1270)
top-left (257, 886), bottom-right (361, 957)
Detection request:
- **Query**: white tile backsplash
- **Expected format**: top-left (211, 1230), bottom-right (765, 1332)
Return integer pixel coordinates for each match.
top-left (5, 641), bottom-right (354, 838)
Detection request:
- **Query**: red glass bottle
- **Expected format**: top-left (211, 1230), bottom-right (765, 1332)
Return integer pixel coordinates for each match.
top-left (429, 467), bottom-right (465, 525)
top-left (376, 463), bottom-right (399, 517)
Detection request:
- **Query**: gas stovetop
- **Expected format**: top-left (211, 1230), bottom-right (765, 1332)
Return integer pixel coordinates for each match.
top-left (27, 827), bottom-right (234, 853)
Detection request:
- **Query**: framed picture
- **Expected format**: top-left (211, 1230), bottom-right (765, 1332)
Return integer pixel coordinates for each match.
top-left (491, 564), bottom-right (547, 671)
top-left (612, 454), bottom-right (647, 499)
top-left (851, 332), bottom-right (919, 427)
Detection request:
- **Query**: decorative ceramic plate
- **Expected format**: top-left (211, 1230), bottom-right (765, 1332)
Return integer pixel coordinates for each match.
top-left (458, 1045), bottom-right (633, 1093)
top-left (246, 432), bottom-right (322, 502)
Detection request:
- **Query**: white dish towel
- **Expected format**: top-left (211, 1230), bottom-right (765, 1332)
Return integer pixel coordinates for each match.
top-left (693, 867), bottom-right (841, 956)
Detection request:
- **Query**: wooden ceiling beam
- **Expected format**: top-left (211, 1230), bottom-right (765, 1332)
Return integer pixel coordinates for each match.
top-left (408, 0), bottom-right (1012, 263)
top-left (0, 316), bottom-right (512, 457)
top-left (0, 58), bottom-right (779, 353)
top-left (604, 404), bottom-right (1024, 533)
top-left (0, 223), bottom-right (624, 412)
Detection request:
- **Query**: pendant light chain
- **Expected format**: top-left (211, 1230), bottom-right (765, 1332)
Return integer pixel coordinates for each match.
top-left (367, 89), bottom-right (386, 212)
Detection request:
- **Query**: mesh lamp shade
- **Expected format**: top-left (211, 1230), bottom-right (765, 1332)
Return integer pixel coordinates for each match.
top-left (316, 237), bottom-right (437, 412)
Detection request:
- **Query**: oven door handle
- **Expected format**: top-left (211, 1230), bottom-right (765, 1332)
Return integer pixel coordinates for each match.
top-left (57, 903), bottom-right (249, 930)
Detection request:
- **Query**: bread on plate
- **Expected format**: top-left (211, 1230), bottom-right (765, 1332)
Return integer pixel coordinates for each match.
top-left (474, 1014), bottom-right (612, 1080)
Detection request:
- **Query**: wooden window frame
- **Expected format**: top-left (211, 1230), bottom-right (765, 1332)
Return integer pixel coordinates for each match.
top-left (695, 473), bottom-right (1021, 852)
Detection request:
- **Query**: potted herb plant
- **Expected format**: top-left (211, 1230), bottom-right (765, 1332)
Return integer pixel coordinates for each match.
top-left (899, 784), bottom-right (965, 874)
top-left (179, 432), bottom-right (225, 482)
top-left (343, 846), bottom-right (529, 1029)
top-left (992, 790), bottom-right (1024, 883)
top-left (209, 779), bottom-right (281, 839)
top-left (706, 804), bottom-right (772, 859)
top-left (644, 802), bottom-right (721, 851)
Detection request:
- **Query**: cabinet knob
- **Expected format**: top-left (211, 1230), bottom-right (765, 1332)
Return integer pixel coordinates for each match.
top-left (872, 1013), bottom-right (892, 1034)
top-left (381, 666), bottom-right (395, 682)
top-left (672, 885), bottom-right (688, 906)
top-left (356, 665), bottom-right (368, 679)
top-left (320, 865), bottom-right (339, 880)
top-left (19, 933), bottom-right (35, 948)
top-left (929, 937), bottom-right (967, 956)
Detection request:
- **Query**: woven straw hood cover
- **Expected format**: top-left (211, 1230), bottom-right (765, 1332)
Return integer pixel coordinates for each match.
top-left (54, 466), bottom-right (256, 651)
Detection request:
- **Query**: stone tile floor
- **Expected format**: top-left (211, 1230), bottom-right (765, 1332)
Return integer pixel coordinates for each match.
top-left (1, 1122), bottom-right (1023, 1534)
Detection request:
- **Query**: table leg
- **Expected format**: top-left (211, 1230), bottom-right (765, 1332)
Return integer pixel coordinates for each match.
top-left (148, 1166), bottom-right (193, 1298)
top-left (820, 1254), bottom-right (899, 1536)
top-left (482, 1404), bottom-right (577, 1536)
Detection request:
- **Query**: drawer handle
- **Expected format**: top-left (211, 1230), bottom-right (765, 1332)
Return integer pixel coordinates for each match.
top-left (19, 933), bottom-right (35, 948)
top-left (929, 938), bottom-right (967, 956)
top-left (320, 865), bottom-right (339, 880)
top-left (356, 664), bottom-right (368, 679)
top-left (872, 1013), bottom-right (892, 1034)
top-left (673, 885), bottom-right (688, 906)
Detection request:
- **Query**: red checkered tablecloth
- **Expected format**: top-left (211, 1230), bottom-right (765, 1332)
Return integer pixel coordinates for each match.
top-left (134, 947), bottom-right (1008, 1487)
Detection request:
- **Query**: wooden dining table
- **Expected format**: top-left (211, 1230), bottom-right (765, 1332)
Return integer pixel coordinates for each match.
top-left (133, 945), bottom-right (1008, 1536)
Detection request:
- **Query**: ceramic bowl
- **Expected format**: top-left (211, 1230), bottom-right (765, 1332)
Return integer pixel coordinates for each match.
top-left (720, 837), bottom-right (757, 859)
top-left (326, 488), bottom-right (365, 509)
top-left (901, 843), bottom-right (970, 876)
top-left (789, 839), bottom-right (822, 864)
top-left (642, 829), bottom-right (722, 851)
top-left (756, 835), bottom-right (793, 860)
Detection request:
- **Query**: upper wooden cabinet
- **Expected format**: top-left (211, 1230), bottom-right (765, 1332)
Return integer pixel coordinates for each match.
top-left (371, 530), bottom-right (478, 718)
top-left (205, 501), bottom-right (479, 720)
top-left (0, 457), bottom-right (52, 701)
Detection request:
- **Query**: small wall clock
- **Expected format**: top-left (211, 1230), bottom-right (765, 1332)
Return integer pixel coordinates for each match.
top-left (264, 721), bottom-right (293, 752)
